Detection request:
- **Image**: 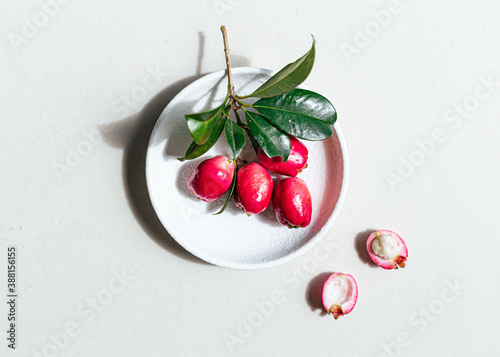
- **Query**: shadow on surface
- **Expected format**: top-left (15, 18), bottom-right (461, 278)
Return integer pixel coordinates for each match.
top-left (100, 31), bottom-right (251, 265)
top-left (305, 271), bottom-right (334, 316)
top-left (354, 229), bottom-right (378, 267)
top-left (100, 74), bottom-right (209, 265)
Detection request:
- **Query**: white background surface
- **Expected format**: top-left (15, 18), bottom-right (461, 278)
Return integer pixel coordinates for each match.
top-left (1, 1), bottom-right (499, 356)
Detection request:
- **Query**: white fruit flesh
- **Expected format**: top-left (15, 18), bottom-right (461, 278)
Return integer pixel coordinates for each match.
top-left (323, 275), bottom-right (355, 308)
top-left (371, 233), bottom-right (400, 260)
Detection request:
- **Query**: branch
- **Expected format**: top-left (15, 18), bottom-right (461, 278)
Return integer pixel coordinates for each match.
top-left (220, 26), bottom-right (237, 109)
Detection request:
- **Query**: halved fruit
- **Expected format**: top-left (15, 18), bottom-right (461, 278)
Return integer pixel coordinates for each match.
top-left (366, 230), bottom-right (408, 270)
top-left (322, 273), bottom-right (358, 319)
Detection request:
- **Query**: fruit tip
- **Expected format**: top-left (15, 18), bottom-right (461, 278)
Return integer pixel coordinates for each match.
top-left (393, 256), bottom-right (407, 269)
top-left (328, 305), bottom-right (344, 320)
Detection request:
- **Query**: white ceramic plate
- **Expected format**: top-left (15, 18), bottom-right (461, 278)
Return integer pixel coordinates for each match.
top-left (146, 67), bottom-right (348, 269)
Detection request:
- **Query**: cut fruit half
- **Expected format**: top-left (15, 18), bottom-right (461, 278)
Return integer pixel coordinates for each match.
top-left (366, 230), bottom-right (408, 270)
top-left (322, 273), bottom-right (358, 319)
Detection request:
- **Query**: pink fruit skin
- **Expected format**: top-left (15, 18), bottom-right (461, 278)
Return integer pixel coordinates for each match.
top-left (322, 273), bottom-right (358, 319)
top-left (258, 136), bottom-right (308, 177)
top-left (366, 230), bottom-right (408, 270)
top-left (187, 155), bottom-right (235, 202)
top-left (273, 177), bottom-right (312, 228)
top-left (234, 162), bottom-right (273, 215)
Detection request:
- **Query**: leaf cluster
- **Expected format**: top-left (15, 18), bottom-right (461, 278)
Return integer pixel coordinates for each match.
top-left (178, 36), bottom-right (337, 213)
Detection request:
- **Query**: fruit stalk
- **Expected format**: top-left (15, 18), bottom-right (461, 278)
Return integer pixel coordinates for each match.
top-left (220, 26), bottom-right (237, 110)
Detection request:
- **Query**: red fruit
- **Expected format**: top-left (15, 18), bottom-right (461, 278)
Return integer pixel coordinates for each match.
top-left (187, 155), bottom-right (235, 202)
top-left (234, 162), bottom-right (273, 215)
top-left (258, 136), bottom-right (308, 177)
top-left (366, 230), bottom-right (408, 270)
top-left (273, 177), bottom-right (312, 228)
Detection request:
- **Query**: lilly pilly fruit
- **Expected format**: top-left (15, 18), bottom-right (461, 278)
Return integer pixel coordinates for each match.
top-left (258, 136), bottom-right (308, 177)
top-left (273, 177), bottom-right (312, 228)
top-left (366, 230), bottom-right (408, 270)
top-left (322, 273), bottom-right (358, 320)
top-left (234, 162), bottom-right (273, 215)
top-left (187, 155), bottom-right (235, 202)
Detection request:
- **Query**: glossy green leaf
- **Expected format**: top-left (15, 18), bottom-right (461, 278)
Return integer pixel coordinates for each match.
top-left (253, 89), bottom-right (336, 141)
top-left (247, 36), bottom-right (315, 98)
top-left (178, 107), bottom-right (229, 161)
top-left (225, 120), bottom-right (246, 159)
top-left (245, 111), bottom-right (291, 161)
top-left (247, 132), bottom-right (261, 155)
top-left (213, 162), bottom-right (237, 215)
top-left (185, 97), bottom-right (229, 144)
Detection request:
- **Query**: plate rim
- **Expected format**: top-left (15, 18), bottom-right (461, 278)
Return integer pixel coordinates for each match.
top-left (145, 67), bottom-right (349, 270)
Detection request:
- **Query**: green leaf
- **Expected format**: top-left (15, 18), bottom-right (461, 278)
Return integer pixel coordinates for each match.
top-left (213, 162), bottom-right (237, 215)
top-left (245, 111), bottom-right (291, 161)
top-left (253, 89), bottom-right (336, 141)
top-left (185, 97), bottom-right (229, 144)
top-left (247, 132), bottom-right (261, 155)
top-left (225, 120), bottom-right (246, 159)
top-left (247, 36), bottom-right (315, 98)
top-left (178, 106), bottom-right (229, 161)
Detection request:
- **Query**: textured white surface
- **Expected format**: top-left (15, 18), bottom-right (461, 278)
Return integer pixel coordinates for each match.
top-left (146, 67), bottom-right (348, 269)
top-left (1, 1), bottom-right (500, 356)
